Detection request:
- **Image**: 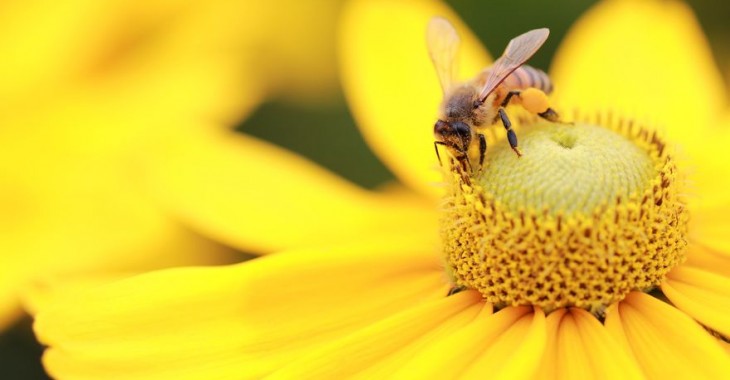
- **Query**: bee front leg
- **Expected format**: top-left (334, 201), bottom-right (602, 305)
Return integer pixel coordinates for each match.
top-left (498, 108), bottom-right (522, 157)
top-left (477, 132), bottom-right (487, 169)
top-left (434, 141), bottom-right (445, 166)
top-left (434, 141), bottom-right (472, 172)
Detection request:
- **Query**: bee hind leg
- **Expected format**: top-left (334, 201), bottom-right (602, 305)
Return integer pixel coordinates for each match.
top-left (500, 90), bottom-right (521, 108)
top-left (538, 108), bottom-right (561, 122)
top-left (538, 106), bottom-right (575, 126)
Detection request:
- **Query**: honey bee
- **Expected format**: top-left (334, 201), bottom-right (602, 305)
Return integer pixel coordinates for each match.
top-left (428, 17), bottom-right (561, 172)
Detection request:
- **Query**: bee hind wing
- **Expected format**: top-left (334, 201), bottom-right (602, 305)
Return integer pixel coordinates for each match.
top-left (426, 17), bottom-right (460, 95)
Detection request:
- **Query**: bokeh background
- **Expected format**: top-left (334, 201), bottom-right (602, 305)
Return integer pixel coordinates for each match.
top-left (1, 0), bottom-right (728, 378)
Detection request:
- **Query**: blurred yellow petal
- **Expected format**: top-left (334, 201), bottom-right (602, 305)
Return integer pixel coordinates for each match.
top-left (552, 0), bottom-right (726, 147)
top-left (0, 0), bottom-right (338, 110)
top-left (0, 0), bottom-right (273, 330)
top-left (0, 0), bottom-right (96, 102)
top-left (79, 0), bottom-right (340, 105)
top-left (147, 127), bottom-right (439, 252)
top-left (268, 291), bottom-right (483, 379)
top-left (392, 307), bottom-right (542, 379)
top-left (0, 136), bottom-right (234, 331)
top-left (663, 266), bottom-right (730, 337)
top-left (685, 244), bottom-right (730, 277)
top-left (0, 0), bottom-right (260, 116)
top-left (720, 339), bottom-right (730, 356)
top-left (0, 287), bottom-right (22, 332)
top-left (540, 308), bottom-right (643, 380)
top-left (681, 115), bottom-right (730, 212)
top-left (242, 0), bottom-right (341, 102)
top-left (35, 237), bottom-right (446, 379)
top-left (605, 292), bottom-right (730, 378)
top-left (340, 0), bottom-right (490, 197)
top-left (0, 102), bottom-right (247, 331)
top-left (20, 273), bottom-right (132, 318)
top-left (690, 203), bottom-right (730, 254)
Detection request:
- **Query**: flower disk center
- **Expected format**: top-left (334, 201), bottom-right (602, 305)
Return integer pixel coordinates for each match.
top-left (480, 124), bottom-right (655, 215)
top-left (440, 119), bottom-right (688, 312)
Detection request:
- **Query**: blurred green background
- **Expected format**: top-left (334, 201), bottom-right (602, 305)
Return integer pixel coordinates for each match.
top-left (2, 0), bottom-right (729, 378)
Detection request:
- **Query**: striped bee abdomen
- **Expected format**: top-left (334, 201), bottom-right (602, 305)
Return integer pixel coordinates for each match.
top-left (501, 65), bottom-right (553, 94)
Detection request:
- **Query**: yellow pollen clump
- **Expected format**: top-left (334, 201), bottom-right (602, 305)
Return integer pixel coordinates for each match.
top-left (440, 117), bottom-right (688, 313)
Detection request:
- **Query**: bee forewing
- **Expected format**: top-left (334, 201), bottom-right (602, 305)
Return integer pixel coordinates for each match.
top-left (478, 28), bottom-right (549, 102)
top-left (426, 17), bottom-right (460, 95)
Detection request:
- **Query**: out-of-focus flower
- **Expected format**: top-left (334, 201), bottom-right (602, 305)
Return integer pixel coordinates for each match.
top-left (2, 0), bottom-right (340, 330)
top-left (32, 0), bottom-right (730, 378)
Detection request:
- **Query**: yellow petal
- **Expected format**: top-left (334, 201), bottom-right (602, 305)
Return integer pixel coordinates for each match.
top-left (351, 299), bottom-right (491, 379)
top-left (540, 308), bottom-right (644, 380)
top-left (0, 285), bottom-right (22, 332)
top-left (392, 306), bottom-right (542, 379)
top-left (676, 113), bottom-right (730, 217)
top-left (0, 110), bottom-right (238, 331)
top-left (605, 292), bottom-right (730, 378)
top-left (685, 243), bottom-right (730, 277)
top-left (460, 308), bottom-right (546, 380)
top-left (267, 291), bottom-right (483, 379)
top-left (552, 0), bottom-right (725, 147)
top-left (663, 266), bottom-right (730, 337)
top-left (147, 127), bottom-right (439, 253)
top-left (690, 203), bottom-right (730, 255)
top-left (0, 0), bottom-right (262, 119)
top-left (20, 273), bottom-right (133, 317)
top-left (35, 237), bottom-right (446, 379)
top-left (719, 339), bottom-right (730, 356)
top-left (0, 0), bottom-right (266, 330)
top-left (244, 0), bottom-right (340, 102)
top-left (340, 0), bottom-right (491, 198)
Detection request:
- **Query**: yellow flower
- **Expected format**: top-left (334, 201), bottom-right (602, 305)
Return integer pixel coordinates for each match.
top-left (1, 0), bottom-right (339, 331)
top-left (32, 0), bottom-right (730, 378)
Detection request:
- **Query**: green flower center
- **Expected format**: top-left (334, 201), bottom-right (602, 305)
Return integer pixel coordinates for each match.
top-left (440, 118), bottom-right (688, 313)
top-left (480, 124), bottom-right (655, 215)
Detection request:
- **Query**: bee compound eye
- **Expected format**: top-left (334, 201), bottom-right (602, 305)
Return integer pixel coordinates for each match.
top-left (434, 120), bottom-right (451, 134)
top-left (452, 121), bottom-right (470, 136)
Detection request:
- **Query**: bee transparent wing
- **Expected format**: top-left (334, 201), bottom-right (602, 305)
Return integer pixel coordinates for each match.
top-left (426, 17), bottom-right (460, 95)
top-left (478, 28), bottom-right (549, 103)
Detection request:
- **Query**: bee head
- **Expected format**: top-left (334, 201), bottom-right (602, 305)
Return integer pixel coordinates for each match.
top-left (434, 120), bottom-right (471, 146)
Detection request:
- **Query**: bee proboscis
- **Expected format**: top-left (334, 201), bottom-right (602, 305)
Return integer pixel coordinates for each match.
top-left (428, 17), bottom-right (562, 173)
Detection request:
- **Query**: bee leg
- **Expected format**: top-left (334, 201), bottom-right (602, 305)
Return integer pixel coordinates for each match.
top-left (477, 132), bottom-right (487, 169)
top-left (538, 108), bottom-right (561, 122)
top-left (447, 285), bottom-right (466, 296)
top-left (498, 108), bottom-right (522, 157)
top-left (460, 154), bottom-right (473, 174)
top-left (434, 141), bottom-right (444, 166)
top-left (434, 141), bottom-right (472, 172)
top-left (539, 108), bottom-right (574, 126)
top-left (500, 90), bottom-right (521, 108)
